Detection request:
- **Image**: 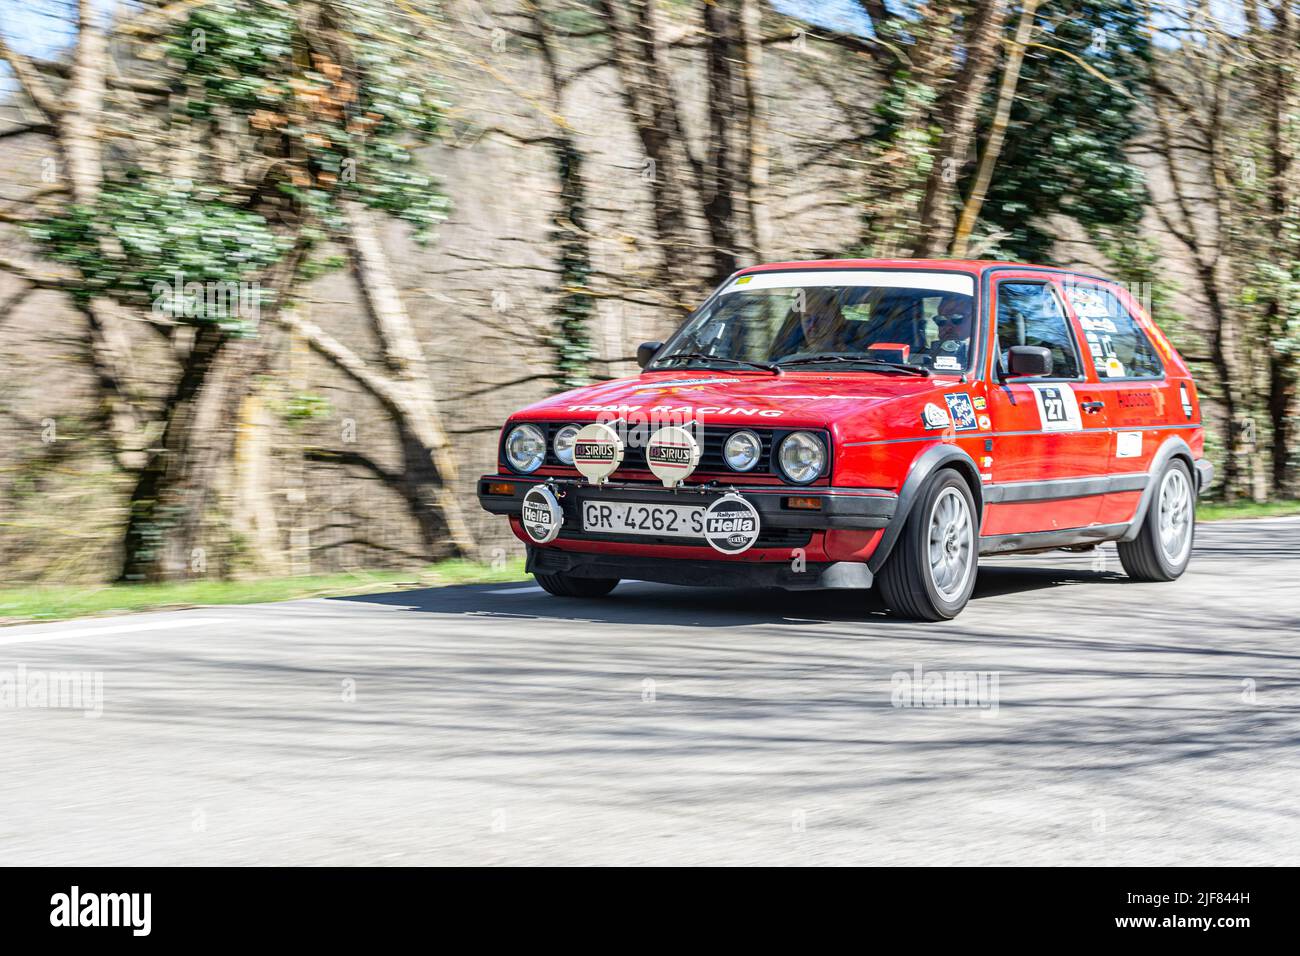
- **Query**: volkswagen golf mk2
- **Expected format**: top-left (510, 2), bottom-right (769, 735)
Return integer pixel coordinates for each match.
top-left (478, 260), bottom-right (1211, 620)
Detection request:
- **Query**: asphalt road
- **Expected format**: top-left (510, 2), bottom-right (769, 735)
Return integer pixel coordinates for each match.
top-left (2, 516), bottom-right (1298, 866)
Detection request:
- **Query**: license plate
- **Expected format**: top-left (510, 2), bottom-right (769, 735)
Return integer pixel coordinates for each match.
top-left (581, 500), bottom-right (705, 538)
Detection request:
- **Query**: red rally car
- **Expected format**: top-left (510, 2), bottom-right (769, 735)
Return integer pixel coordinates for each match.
top-left (478, 260), bottom-right (1212, 620)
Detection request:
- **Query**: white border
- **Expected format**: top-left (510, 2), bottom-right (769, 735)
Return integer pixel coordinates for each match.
top-left (722, 270), bottom-right (975, 297)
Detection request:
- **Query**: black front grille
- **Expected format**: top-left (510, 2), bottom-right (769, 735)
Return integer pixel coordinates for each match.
top-left (533, 422), bottom-right (825, 480)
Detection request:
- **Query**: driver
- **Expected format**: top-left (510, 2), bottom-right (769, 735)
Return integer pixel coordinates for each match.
top-left (795, 289), bottom-right (847, 354)
top-left (926, 294), bottom-right (973, 366)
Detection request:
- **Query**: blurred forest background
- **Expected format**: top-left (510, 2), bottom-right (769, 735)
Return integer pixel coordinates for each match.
top-left (0, 0), bottom-right (1296, 586)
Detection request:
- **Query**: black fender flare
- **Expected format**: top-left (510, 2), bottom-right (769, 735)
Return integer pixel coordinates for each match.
top-left (1119, 436), bottom-right (1195, 543)
top-left (867, 443), bottom-right (983, 574)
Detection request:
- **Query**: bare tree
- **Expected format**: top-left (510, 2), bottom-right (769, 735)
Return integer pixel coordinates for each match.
top-left (596, 0), bottom-right (704, 307)
top-left (951, 0), bottom-right (1039, 258)
top-left (1145, 7), bottom-right (1256, 500)
top-left (279, 204), bottom-right (476, 560)
top-left (915, 0), bottom-right (1009, 257)
top-left (1245, 0), bottom-right (1300, 496)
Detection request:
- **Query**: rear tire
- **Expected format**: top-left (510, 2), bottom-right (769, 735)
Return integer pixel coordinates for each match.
top-left (534, 572), bottom-right (619, 598)
top-left (1118, 459), bottom-right (1195, 582)
top-left (878, 470), bottom-right (979, 621)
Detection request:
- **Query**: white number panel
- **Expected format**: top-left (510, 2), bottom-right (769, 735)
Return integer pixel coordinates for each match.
top-left (1028, 383), bottom-right (1083, 433)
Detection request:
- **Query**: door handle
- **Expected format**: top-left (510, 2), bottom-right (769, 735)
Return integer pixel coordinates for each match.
top-left (1081, 400), bottom-right (1104, 413)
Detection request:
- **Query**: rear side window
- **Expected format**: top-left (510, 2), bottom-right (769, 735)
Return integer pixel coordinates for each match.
top-left (1063, 284), bottom-right (1164, 379)
top-left (995, 282), bottom-right (1081, 378)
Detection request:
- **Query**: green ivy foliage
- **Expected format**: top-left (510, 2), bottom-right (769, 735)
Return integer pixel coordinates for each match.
top-left (29, 182), bottom-right (287, 334)
top-left (170, 0), bottom-right (451, 236)
top-left (29, 0), bottom-right (453, 324)
top-left (548, 139), bottom-right (595, 390)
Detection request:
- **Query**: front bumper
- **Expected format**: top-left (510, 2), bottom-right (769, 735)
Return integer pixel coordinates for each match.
top-left (527, 545), bottom-right (874, 590)
top-left (478, 475), bottom-right (897, 533)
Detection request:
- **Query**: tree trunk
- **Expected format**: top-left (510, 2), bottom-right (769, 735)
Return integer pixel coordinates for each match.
top-left (598, 0), bottom-right (703, 310)
top-left (1198, 264), bottom-right (1249, 502)
top-left (342, 203), bottom-right (476, 559)
top-left (738, 0), bottom-right (770, 263)
top-left (1268, 358), bottom-right (1296, 496)
top-left (119, 323), bottom-right (229, 581)
top-left (231, 387), bottom-right (289, 576)
top-left (1263, 3), bottom-right (1297, 497)
top-left (951, 0), bottom-right (1040, 257)
top-left (63, 1), bottom-right (152, 471)
top-left (701, 0), bottom-right (740, 285)
top-left (79, 299), bottom-right (149, 471)
top-left (527, 0), bottom-right (597, 387)
top-left (63, 0), bottom-right (107, 204)
top-left (857, 3), bottom-right (963, 256)
top-left (912, 0), bottom-right (1008, 257)
top-left (119, 245), bottom-right (304, 581)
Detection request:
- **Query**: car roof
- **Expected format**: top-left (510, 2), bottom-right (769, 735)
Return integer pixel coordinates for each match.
top-left (735, 258), bottom-right (1072, 276)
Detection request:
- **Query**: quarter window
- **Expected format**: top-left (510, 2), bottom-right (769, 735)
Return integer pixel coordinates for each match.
top-left (1063, 285), bottom-right (1164, 379)
top-left (995, 282), bottom-right (1081, 378)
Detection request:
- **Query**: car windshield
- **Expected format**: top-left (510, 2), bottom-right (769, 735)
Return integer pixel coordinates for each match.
top-left (651, 270), bottom-right (978, 374)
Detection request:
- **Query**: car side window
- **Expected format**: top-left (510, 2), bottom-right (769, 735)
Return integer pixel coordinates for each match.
top-left (995, 282), bottom-right (1081, 378)
top-left (1063, 284), bottom-right (1165, 379)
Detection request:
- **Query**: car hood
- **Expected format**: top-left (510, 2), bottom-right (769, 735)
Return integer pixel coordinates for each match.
top-left (514, 369), bottom-right (964, 432)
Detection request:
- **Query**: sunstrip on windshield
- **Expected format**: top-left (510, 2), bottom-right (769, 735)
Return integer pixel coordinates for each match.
top-left (721, 270), bottom-right (975, 297)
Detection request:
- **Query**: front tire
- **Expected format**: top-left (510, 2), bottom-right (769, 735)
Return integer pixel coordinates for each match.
top-left (1118, 459), bottom-right (1195, 582)
top-left (534, 572), bottom-right (619, 598)
top-left (878, 470), bottom-right (979, 621)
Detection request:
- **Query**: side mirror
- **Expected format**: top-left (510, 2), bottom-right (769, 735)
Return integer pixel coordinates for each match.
top-left (637, 341), bottom-right (663, 369)
top-left (1007, 345), bottom-right (1053, 377)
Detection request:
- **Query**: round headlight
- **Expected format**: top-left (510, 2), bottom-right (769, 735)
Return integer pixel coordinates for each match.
top-left (553, 424), bottom-right (580, 465)
top-left (504, 424), bottom-right (546, 473)
top-left (778, 431), bottom-right (826, 484)
top-left (723, 430), bottom-right (762, 472)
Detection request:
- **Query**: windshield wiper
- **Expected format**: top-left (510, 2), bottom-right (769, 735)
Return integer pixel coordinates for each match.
top-left (655, 352), bottom-right (783, 375)
top-left (775, 354), bottom-right (930, 376)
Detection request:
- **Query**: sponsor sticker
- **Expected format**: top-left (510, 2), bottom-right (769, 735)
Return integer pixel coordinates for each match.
top-left (934, 355), bottom-right (961, 371)
top-left (1117, 390), bottom-right (1155, 408)
top-left (1028, 383), bottom-right (1083, 432)
top-left (703, 494), bottom-right (761, 555)
top-left (944, 393), bottom-right (978, 431)
top-left (1116, 431), bottom-right (1143, 459)
top-left (972, 396), bottom-right (987, 410)
top-left (922, 402), bottom-right (951, 430)
top-left (977, 414), bottom-right (992, 430)
top-left (572, 421), bottom-right (624, 484)
top-left (645, 425), bottom-right (702, 488)
top-left (1079, 315), bottom-right (1118, 334)
top-left (520, 485), bottom-right (563, 544)
top-left (567, 402), bottom-right (784, 418)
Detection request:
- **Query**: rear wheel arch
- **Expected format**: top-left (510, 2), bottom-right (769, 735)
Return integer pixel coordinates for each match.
top-left (868, 444), bottom-right (983, 574)
top-left (1120, 436), bottom-right (1196, 543)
